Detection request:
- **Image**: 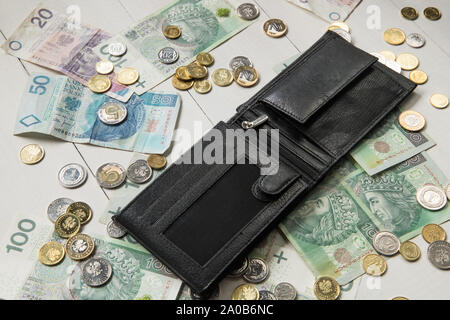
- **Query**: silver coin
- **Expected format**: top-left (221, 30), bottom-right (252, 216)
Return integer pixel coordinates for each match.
top-left (47, 198), bottom-right (74, 223)
top-left (372, 231), bottom-right (401, 256)
top-left (108, 42), bottom-right (127, 56)
top-left (274, 282), bottom-right (297, 300)
top-left (97, 101), bottom-right (127, 125)
top-left (237, 3), bottom-right (260, 21)
top-left (106, 219), bottom-right (127, 238)
top-left (158, 47), bottom-right (179, 64)
top-left (406, 33), bottom-right (426, 48)
top-left (370, 52), bottom-right (387, 65)
top-left (331, 29), bottom-right (352, 43)
top-left (416, 184), bottom-right (447, 211)
top-left (259, 290), bottom-right (277, 300)
top-left (446, 184), bottom-right (450, 201)
top-left (386, 60), bottom-right (402, 73)
top-left (58, 163), bottom-right (87, 188)
top-left (82, 257), bottom-right (113, 287)
top-left (96, 162), bottom-right (127, 189)
top-left (229, 56), bottom-right (253, 72)
top-left (228, 257), bottom-right (249, 277)
top-left (427, 240), bottom-right (450, 270)
top-left (243, 258), bottom-right (269, 283)
top-left (127, 159), bottom-right (152, 184)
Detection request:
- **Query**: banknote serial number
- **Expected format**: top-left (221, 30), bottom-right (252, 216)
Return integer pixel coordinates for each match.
top-left (176, 304), bottom-right (274, 317)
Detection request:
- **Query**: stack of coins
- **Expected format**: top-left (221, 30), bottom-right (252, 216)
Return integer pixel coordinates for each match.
top-left (172, 52), bottom-right (213, 93)
top-left (327, 21), bottom-right (352, 43)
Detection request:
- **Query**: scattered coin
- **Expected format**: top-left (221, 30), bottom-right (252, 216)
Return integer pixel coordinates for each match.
top-left (186, 64), bottom-right (208, 79)
top-left (401, 7), bottom-right (418, 20)
top-left (193, 79), bottom-right (212, 94)
top-left (116, 67), bottom-right (139, 85)
top-left (243, 258), bottom-right (269, 283)
top-left (236, 3), bottom-right (260, 21)
top-left (107, 219), bottom-right (127, 238)
top-left (172, 75), bottom-right (194, 90)
top-left (58, 163), bottom-right (87, 188)
top-left (95, 60), bottom-right (114, 74)
top-left (127, 159), bottom-right (152, 184)
top-left (259, 290), bottom-right (276, 300)
top-left (380, 50), bottom-right (396, 61)
top-left (398, 110), bottom-right (426, 132)
top-left (313, 276), bottom-right (340, 300)
top-left (232, 283), bottom-right (259, 300)
top-left (274, 282), bottom-right (296, 300)
top-left (38, 241), bottom-right (65, 266)
top-left (108, 42), bottom-right (127, 56)
top-left (430, 94), bottom-right (449, 109)
top-left (196, 52), bottom-right (214, 67)
top-left (147, 154), bottom-right (167, 170)
top-left (327, 21), bottom-right (350, 33)
top-left (362, 254), bottom-right (387, 276)
top-left (422, 224), bottom-right (447, 243)
top-left (20, 144), bottom-right (45, 165)
top-left (87, 75), bottom-right (111, 93)
top-left (65, 233), bottom-right (95, 260)
top-left (82, 257), bottom-right (113, 287)
top-left (406, 33), bottom-right (426, 48)
top-left (234, 66), bottom-right (259, 87)
top-left (96, 162), bottom-right (127, 189)
top-left (227, 257), bottom-right (249, 277)
top-left (54, 213), bottom-right (81, 239)
top-left (66, 201), bottom-right (92, 225)
top-left (392, 296), bottom-right (409, 300)
top-left (212, 68), bottom-right (234, 87)
top-left (416, 184), bottom-right (447, 211)
top-left (409, 70), bottom-right (428, 85)
top-left (384, 28), bottom-right (406, 45)
top-left (427, 240), bottom-right (450, 270)
top-left (331, 28), bottom-right (352, 43)
top-left (371, 52), bottom-right (387, 65)
top-left (386, 60), bottom-right (402, 74)
top-left (97, 101), bottom-right (128, 125)
top-left (47, 198), bottom-right (74, 223)
top-left (263, 19), bottom-right (287, 38)
top-left (158, 47), bottom-right (179, 64)
top-left (163, 25), bottom-right (181, 39)
top-left (399, 241), bottom-right (421, 262)
top-left (372, 231), bottom-right (401, 256)
top-left (396, 53), bottom-right (419, 71)
top-left (175, 66), bottom-right (192, 80)
top-left (229, 56), bottom-right (253, 71)
top-left (424, 7), bottom-right (441, 21)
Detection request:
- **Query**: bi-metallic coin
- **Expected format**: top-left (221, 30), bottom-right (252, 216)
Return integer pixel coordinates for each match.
top-left (96, 162), bottom-right (127, 189)
top-left (65, 233), bottom-right (95, 260)
top-left (97, 101), bottom-right (128, 125)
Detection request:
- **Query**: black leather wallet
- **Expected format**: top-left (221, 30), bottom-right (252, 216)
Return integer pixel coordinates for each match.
top-left (113, 31), bottom-right (416, 294)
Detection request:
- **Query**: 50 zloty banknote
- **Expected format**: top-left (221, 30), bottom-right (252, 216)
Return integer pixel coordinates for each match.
top-left (14, 73), bottom-right (181, 154)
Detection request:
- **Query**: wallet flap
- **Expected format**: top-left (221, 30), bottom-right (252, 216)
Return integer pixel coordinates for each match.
top-left (258, 161), bottom-right (299, 195)
top-left (259, 31), bottom-right (377, 124)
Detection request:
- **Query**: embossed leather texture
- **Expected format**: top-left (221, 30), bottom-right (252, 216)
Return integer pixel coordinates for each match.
top-left (113, 31), bottom-right (416, 295)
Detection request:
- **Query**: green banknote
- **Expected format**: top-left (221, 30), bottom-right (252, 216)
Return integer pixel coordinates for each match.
top-left (279, 152), bottom-right (450, 285)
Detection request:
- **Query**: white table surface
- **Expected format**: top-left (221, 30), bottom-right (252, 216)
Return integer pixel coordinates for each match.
top-left (1, 0), bottom-right (449, 300)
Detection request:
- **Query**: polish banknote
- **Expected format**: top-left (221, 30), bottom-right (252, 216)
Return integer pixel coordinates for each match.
top-left (92, 0), bottom-right (253, 94)
top-left (287, 0), bottom-right (362, 22)
top-left (14, 73), bottom-right (181, 154)
top-left (279, 152), bottom-right (450, 285)
top-left (2, 1), bottom-right (133, 102)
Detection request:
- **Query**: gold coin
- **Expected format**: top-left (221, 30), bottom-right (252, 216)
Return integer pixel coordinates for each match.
top-left (171, 76), bottom-right (194, 90)
top-left (116, 67), bottom-right (139, 85)
top-left (422, 224), bottom-right (447, 243)
top-left (95, 60), bottom-right (114, 74)
top-left (409, 70), bottom-right (428, 85)
top-left (399, 241), bottom-right (421, 262)
top-left (424, 7), bottom-right (441, 21)
top-left (313, 276), bottom-right (340, 300)
top-left (396, 53), bottom-right (419, 71)
top-left (193, 79), bottom-right (212, 94)
top-left (20, 144), bottom-right (45, 165)
top-left (401, 7), bottom-right (418, 20)
top-left (398, 110), bottom-right (426, 132)
top-left (65, 233), bottom-right (95, 260)
top-left (186, 64), bottom-right (208, 79)
top-left (147, 154), bottom-right (167, 169)
top-left (263, 19), bottom-right (288, 38)
top-left (55, 213), bottom-right (81, 239)
top-left (392, 296), bottom-right (409, 300)
top-left (196, 52), bottom-right (214, 67)
top-left (87, 75), bottom-right (111, 93)
top-left (384, 28), bottom-right (406, 45)
top-left (327, 21), bottom-right (350, 33)
top-left (163, 25), bottom-right (181, 39)
top-left (362, 254), bottom-right (387, 276)
top-left (430, 94), bottom-right (449, 109)
top-left (38, 241), bottom-right (65, 266)
top-left (234, 66), bottom-right (259, 87)
top-left (66, 201), bottom-right (92, 225)
top-left (380, 50), bottom-right (396, 61)
top-left (212, 68), bottom-right (234, 87)
top-left (231, 284), bottom-right (259, 300)
top-left (175, 66), bottom-right (192, 80)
